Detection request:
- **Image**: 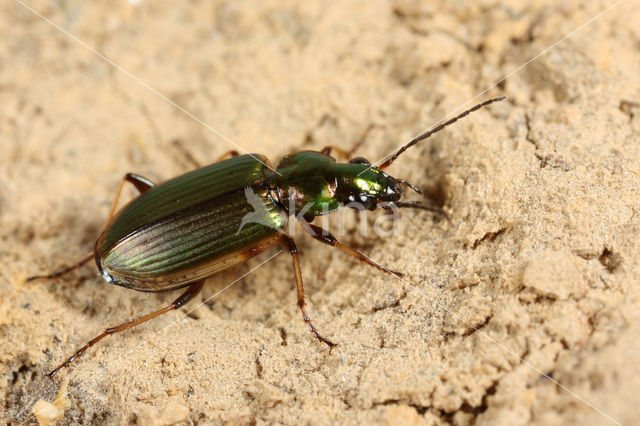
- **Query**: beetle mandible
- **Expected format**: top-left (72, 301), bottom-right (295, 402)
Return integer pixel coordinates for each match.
top-left (29, 97), bottom-right (505, 378)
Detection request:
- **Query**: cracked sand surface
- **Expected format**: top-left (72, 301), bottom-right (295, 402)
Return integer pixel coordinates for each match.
top-left (2, 0), bottom-right (639, 424)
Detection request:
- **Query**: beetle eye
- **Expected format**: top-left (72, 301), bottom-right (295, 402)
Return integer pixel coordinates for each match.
top-left (349, 157), bottom-right (370, 165)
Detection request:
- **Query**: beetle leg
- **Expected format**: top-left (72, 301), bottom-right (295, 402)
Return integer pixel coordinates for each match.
top-left (27, 174), bottom-right (155, 282)
top-left (47, 280), bottom-right (205, 379)
top-left (320, 123), bottom-right (380, 159)
top-left (304, 223), bottom-right (404, 278)
top-left (280, 235), bottom-right (337, 351)
top-left (106, 173), bottom-right (156, 224)
top-left (173, 145), bottom-right (240, 169)
top-left (26, 252), bottom-right (94, 282)
top-left (216, 150), bottom-right (240, 162)
top-left (320, 145), bottom-right (351, 158)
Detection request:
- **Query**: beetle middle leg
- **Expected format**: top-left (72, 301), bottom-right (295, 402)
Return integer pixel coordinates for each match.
top-left (304, 223), bottom-right (403, 278)
top-left (280, 235), bottom-right (337, 351)
top-left (27, 173), bottom-right (155, 282)
top-left (47, 280), bottom-right (205, 378)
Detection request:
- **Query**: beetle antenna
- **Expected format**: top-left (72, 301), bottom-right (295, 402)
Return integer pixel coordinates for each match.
top-left (379, 96), bottom-right (506, 170)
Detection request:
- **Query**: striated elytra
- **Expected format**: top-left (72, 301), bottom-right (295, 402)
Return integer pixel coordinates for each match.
top-left (96, 154), bottom-right (285, 292)
top-left (28, 97), bottom-right (505, 378)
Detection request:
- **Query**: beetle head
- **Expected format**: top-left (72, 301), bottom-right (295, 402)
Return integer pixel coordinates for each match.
top-left (333, 157), bottom-right (402, 210)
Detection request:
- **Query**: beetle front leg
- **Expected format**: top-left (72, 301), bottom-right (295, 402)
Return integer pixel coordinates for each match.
top-left (280, 235), bottom-right (337, 351)
top-left (304, 223), bottom-right (403, 278)
top-left (321, 123), bottom-right (379, 159)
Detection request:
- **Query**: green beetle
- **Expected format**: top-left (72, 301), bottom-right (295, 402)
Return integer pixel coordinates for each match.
top-left (29, 97), bottom-right (504, 377)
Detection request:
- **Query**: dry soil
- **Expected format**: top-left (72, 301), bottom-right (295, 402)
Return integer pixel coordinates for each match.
top-left (2, 0), bottom-right (640, 425)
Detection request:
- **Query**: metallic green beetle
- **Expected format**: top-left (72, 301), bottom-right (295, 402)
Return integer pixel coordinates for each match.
top-left (29, 97), bottom-right (504, 378)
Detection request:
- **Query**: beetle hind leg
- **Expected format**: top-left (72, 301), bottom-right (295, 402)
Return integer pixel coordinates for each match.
top-left (26, 252), bottom-right (95, 282)
top-left (47, 280), bottom-right (205, 379)
top-left (27, 173), bottom-right (155, 283)
top-left (281, 235), bottom-right (337, 351)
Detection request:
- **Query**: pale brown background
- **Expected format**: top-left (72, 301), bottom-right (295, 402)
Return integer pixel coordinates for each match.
top-left (2, 0), bottom-right (639, 424)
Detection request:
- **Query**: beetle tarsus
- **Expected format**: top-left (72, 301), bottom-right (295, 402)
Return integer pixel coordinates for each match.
top-left (46, 281), bottom-right (204, 378)
top-left (301, 305), bottom-right (337, 350)
top-left (27, 253), bottom-right (94, 282)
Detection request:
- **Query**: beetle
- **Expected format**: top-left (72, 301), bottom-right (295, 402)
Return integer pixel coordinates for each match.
top-left (28, 97), bottom-right (504, 378)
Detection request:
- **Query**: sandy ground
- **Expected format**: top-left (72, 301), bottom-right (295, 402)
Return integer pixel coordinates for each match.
top-left (2, 0), bottom-right (639, 424)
